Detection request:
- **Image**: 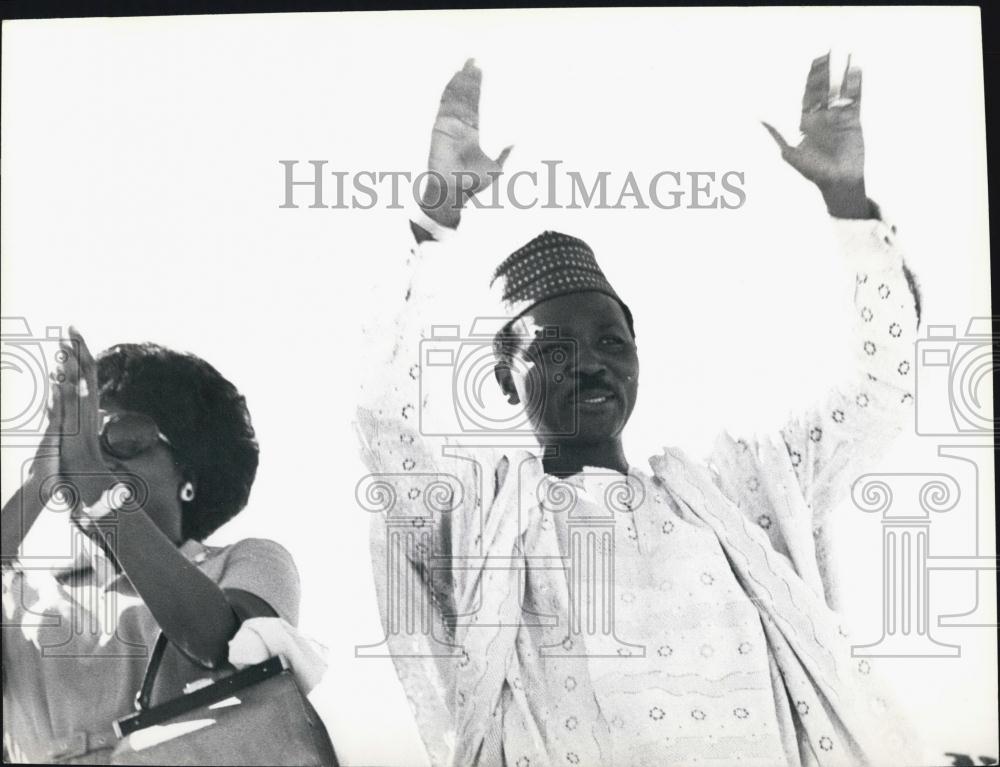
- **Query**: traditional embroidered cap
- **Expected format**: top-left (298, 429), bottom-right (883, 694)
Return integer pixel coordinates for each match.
top-left (490, 231), bottom-right (634, 332)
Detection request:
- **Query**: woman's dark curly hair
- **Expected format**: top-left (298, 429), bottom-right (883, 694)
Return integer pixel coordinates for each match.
top-left (96, 343), bottom-right (259, 542)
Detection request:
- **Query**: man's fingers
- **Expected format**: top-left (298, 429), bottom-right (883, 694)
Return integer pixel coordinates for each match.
top-left (761, 121), bottom-right (792, 155)
top-left (436, 58), bottom-right (482, 129)
top-left (801, 52), bottom-right (830, 115)
top-left (495, 145), bottom-right (513, 169)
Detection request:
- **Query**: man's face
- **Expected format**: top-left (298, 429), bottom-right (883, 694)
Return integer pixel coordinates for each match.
top-left (497, 291), bottom-right (639, 444)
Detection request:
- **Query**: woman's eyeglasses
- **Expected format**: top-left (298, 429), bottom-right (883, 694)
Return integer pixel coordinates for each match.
top-left (99, 412), bottom-right (172, 460)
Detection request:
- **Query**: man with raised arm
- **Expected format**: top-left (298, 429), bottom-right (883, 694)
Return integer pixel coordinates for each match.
top-left (357, 55), bottom-right (921, 767)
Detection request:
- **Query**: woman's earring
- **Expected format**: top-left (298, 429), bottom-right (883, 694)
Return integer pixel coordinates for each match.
top-left (179, 482), bottom-right (195, 502)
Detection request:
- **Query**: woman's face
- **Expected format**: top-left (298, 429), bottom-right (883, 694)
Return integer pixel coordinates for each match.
top-left (499, 291), bottom-right (639, 444)
top-left (99, 400), bottom-right (187, 544)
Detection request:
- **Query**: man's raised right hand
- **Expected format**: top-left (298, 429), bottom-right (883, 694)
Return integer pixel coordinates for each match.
top-left (421, 58), bottom-right (512, 229)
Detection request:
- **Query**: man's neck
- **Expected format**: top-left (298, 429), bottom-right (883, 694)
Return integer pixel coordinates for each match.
top-left (541, 439), bottom-right (629, 478)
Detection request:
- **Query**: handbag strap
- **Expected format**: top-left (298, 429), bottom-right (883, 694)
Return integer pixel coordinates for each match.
top-left (135, 632), bottom-right (236, 712)
top-left (135, 631), bottom-right (171, 711)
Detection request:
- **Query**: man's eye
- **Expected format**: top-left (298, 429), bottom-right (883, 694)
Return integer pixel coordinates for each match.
top-left (601, 336), bottom-right (625, 346)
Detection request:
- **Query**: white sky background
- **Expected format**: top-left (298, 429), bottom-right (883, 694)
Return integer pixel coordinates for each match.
top-left (1, 7), bottom-right (995, 765)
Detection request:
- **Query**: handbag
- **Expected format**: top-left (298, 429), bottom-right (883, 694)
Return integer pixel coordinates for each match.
top-left (109, 631), bottom-right (339, 766)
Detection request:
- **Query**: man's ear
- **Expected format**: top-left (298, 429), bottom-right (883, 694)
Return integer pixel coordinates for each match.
top-left (494, 362), bottom-right (520, 405)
